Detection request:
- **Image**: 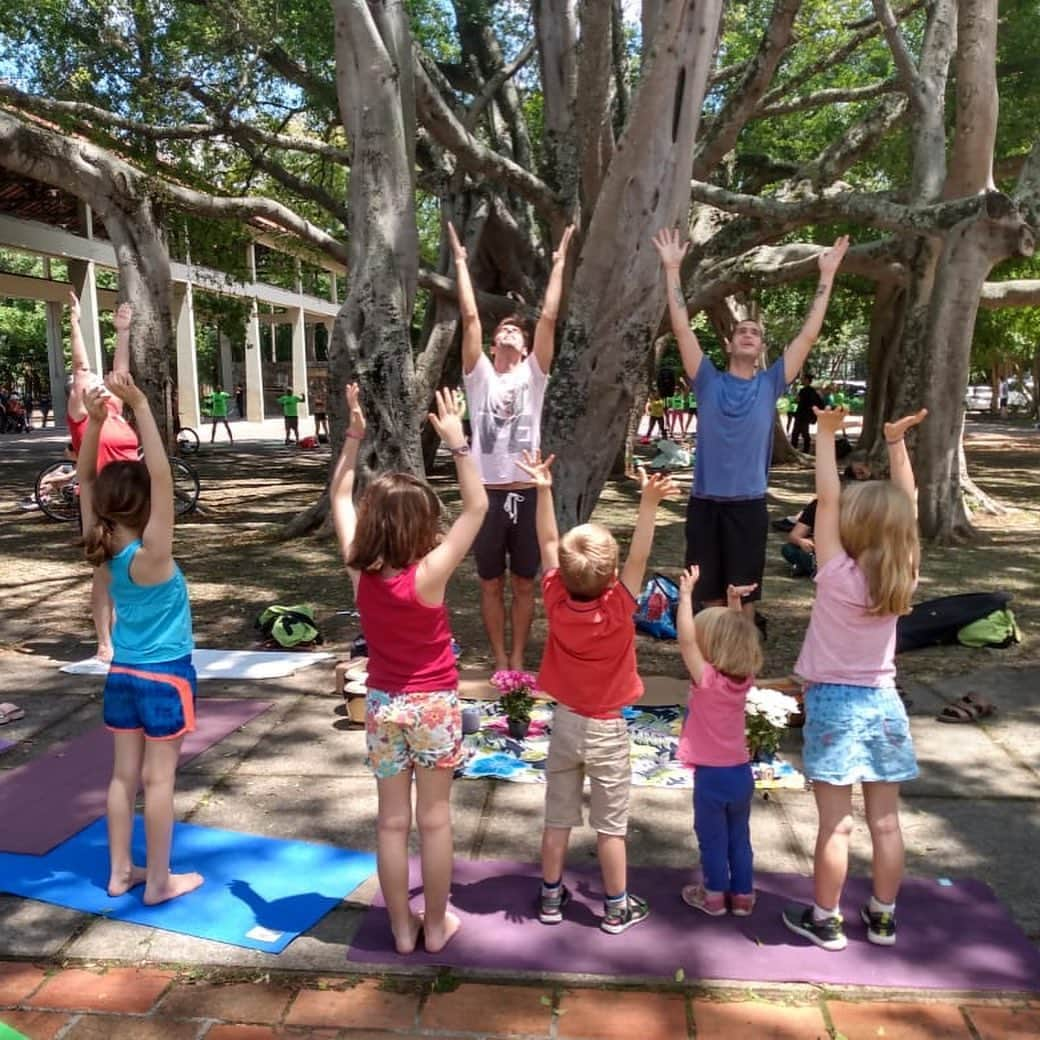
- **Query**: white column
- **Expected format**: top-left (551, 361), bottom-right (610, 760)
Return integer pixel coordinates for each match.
top-left (219, 332), bottom-right (234, 392)
top-left (67, 258), bottom-right (103, 374)
top-left (290, 306), bottom-right (309, 419)
top-left (244, 244), bottom-right (265, 421)
top-left (45, 298), bottom-right (67, 427)
top-left (173, 285), bottom-right (201, 428)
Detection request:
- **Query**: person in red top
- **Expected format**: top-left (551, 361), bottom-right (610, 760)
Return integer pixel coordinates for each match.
top-left (65, 291), bottom-right (139, 665)
top-left (332, 383), bottom-right (487, 957)
top-left (516, 450), bottom-right (678, 935)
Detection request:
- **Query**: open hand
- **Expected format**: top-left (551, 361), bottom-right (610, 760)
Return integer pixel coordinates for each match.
top-left (818, 235), bottom-right (850, 277)
top-left (651, 228), bottom-right (689, 269)
top-left (68, 290), bottom-right (81, 322)
top-left (637, 467), bottom-right (680, 503)
top-left (104, 371), bottom-right (146, 409)
top-left (345, 382), bottom-right (366, 438)
top-left (113, 302), bottom-right (133, 334)
top-left (552, 224), bottom-right (576, 266)
top-left (446, 223), bottom-right (468, 263)
top-left (727, 582), bottom-right (758, 610)
top-left (428, 386), bottom-right (466, 448)
top-left (812, 405), bottom-right (848, 433)
top-left (678, 565), bottom-right (700, 596)
top-left (84, 386), bottom-right (109, 423)
top-left (884, 407), bottom-right (928, 443)
top-left (515, 449), bottom-right (555, 487)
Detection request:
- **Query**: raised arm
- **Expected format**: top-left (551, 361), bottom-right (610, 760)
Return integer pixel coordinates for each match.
top-left (447, 223), bottom-right (483, 375)
top-left (676, 565), bottom-right (706, 685)
top-left (883, 408), bottom-right (928, 511)
top-left (112, 302), bottom-right (132, 374)
top-left (810, 406), bottom-right (847, 568)
top-left (515, 450), bottom-right (559, 571)
top-left (416, 389), bottom-right (489, 603)
top-left (330, 383), bottom-right (366, 592)
top-left (531, 224), bottom-right (575, 374)
top-left (783, 236), bottom-right (849, 383)
top-left (67, 291), bottom-right (92, 419)
top-left (652, 229), bottom-right (703, 381)
top-left (76, 387), bottom-right (108, 531)
top-left (619, 469), bottom-right (680, 597)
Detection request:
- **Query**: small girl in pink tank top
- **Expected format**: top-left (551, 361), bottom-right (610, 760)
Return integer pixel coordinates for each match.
top-left (332, 384), bottom-right (488, 956)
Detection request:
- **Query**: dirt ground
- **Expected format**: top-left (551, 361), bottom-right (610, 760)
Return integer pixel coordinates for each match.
top-left (1, 416), bottom-right (1037, 685)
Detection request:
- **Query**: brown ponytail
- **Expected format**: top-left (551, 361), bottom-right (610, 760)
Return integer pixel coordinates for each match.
top-left (81, 461), bottom-right (151, 566)
top-left (84, 520), bottom-right (116, 566)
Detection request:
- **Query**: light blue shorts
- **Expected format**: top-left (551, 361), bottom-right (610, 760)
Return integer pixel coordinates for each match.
top-left (802, 683), bottom-right (918, 785)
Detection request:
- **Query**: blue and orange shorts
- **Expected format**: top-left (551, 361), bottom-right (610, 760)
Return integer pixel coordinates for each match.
top-left (103, 654), bottom-right (197, 741)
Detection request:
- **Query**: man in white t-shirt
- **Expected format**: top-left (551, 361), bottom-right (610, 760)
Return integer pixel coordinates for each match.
top-left (448, 221), bottom-right (574, 671)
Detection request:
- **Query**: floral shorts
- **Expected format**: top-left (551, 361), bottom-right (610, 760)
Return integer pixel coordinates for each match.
top-left (802, 683), bottom-right (918, 785)
top-left (365, 688), bottom-right (464, 779)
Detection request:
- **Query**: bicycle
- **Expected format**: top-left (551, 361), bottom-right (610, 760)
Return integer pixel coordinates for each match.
top-left (34, 456), bottom-right (201, 522)
top-left (174, 422), bottom-right (200, 455)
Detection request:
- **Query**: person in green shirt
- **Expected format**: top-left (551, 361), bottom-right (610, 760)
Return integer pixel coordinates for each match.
top-left (277, 388), bottom-right (305, 444)
top-left (207, 386), bottom-right (233, 444)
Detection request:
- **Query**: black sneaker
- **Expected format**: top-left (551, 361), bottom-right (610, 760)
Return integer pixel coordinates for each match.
top-left (782, 903), bottom-right (847, 951)
top-left (860, 904), bottom-right (897, 946)
top-left (601, 893), bottom-right (649, 934)
top-left (538, 884), bottom-right (570, 925)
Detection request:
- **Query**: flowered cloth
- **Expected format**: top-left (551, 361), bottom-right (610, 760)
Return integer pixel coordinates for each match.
top-left (456, 701), bottom-right (804, 790)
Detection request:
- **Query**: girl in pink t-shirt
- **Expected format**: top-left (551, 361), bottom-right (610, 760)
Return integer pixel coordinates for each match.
top-left (783, 406), bottom-right (927, 954)
top-left (675, 569), bottom-right (763, 917)
top-left (332, 384), bottom-right (487, 956)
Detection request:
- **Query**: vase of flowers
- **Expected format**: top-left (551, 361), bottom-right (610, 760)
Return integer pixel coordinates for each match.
top-left (491, 669), bottom-right (537, 739)
top-left (745, 686), bottom-right (801, 762)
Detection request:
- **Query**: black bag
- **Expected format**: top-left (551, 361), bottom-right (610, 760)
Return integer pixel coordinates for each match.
top-left (896, 592), bottom-right (1012, 653)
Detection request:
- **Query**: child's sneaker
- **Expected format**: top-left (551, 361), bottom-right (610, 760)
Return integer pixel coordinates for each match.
top-left (601, 893), bottom-right (649, 934)
top-left (860, 904), bottom-right (897, 946)
top-left (729, 892), bottom-right (757, 917)
top-left (782, 903), bottom-right (847, 951)
top-left (681, 884), bottom-right (727, 916)
top-left (538, 884), bottom-right (570, 925)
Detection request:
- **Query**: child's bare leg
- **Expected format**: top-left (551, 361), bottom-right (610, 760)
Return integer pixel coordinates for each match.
top-left (479, 577), bottom-right (509, 673)
top-left (540, 825), bottom-right (570, 883)
top-left (508, 574), bottom-right (535, 670)
top-left (415, 766), bottom-right (459, 953)
top-left (141, 737), bottom-right (203, 905)
top-left (91, 571), bottom-right (114, 662)
top-left (863, 782), bottom-right (904, 904)
top-left (376, 770), bottom-right (422, 954)
top-left (107, 731), bottom-right (147, 896)
top-left (597, 833), bottom-right (627, 897)
top-left (812, 782), bottom-right (854, 911)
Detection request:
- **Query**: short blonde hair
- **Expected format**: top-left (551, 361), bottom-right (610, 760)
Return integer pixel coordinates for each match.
top-left (839, 481), bottom-right (919, 616)
top-left (695, 607), bottom-right (763, 679)
top-left (558, 523), bottom-right (618, 599)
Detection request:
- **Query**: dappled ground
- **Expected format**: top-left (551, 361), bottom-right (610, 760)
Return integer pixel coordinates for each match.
top-left (1, 415), bottom-right (1037, 686)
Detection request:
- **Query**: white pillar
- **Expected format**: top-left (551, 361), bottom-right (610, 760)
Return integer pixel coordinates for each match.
top-left (219, 332), bottom-right (234, 392)
top-left (67, 259), bottom-right (104, 374)
top-left (45, 299), bottom-right (67, 427)
top-left (244, 244), bottom-right (265, 421)
top-left (173, 285), bottom-right (201, 428)
top-left (290, 306), bottom-right (309, 419)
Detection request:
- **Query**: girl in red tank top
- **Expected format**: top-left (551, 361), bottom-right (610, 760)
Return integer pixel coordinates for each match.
top-left (332, 384), bottom-right (487, 956)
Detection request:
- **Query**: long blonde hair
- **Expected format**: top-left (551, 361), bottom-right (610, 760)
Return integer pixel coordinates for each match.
top-left (839, 481), bottom-right (919, 616)
top-left (695, 607), bottom-right (763, 680)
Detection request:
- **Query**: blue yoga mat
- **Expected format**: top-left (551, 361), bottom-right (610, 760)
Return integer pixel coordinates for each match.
top-left (0, 817), bottom-right (376, 952)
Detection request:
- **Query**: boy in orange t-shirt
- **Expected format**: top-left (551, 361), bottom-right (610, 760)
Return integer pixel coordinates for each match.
top-left (515, 450), bottom-right (678, 934)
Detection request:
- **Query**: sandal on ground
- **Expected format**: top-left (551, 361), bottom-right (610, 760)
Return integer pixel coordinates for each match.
top-left (936, 693), bottom-right (996, 724)
top-left (0, 703), bottom-right (25, 724)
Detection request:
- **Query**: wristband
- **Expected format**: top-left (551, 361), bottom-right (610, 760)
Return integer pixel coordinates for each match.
top-left (346, 431), bottom-right (363, 440)
top-left (448, 442), bottom-right (470, 456)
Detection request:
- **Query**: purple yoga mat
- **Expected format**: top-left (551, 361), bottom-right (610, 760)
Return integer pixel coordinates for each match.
top-left (347, 859), bottom-right (1040, 992)
top-left (0, 699), bottom-right (271, 855)
top-left (0, 740), bottom-right (14, 755)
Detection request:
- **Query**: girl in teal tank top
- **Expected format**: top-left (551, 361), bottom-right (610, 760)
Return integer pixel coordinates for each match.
top-left (78, 372), bottom-right (203, 909)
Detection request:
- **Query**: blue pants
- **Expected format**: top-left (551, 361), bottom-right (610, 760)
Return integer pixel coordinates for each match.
top-left (693, 763), bottom-right (754, 894)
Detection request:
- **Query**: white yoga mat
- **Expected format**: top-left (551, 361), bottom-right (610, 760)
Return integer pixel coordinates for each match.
top-left (61, 649), bottom-right (333, 680)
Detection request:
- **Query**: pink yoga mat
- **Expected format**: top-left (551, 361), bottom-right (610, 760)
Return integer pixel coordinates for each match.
top-left (347, 859), bottom-right (1040, 992)
top-left (0, 699), bottom-right (271, 855)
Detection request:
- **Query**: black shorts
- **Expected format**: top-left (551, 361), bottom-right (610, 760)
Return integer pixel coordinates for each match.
top-left (685, 497), bottom-right (768, 605)
top-left (473, 488), bottom-right (540, 581)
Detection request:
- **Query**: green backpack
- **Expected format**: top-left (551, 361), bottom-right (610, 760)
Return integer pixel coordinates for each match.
top-left (256, 604), bottom-right (324, 648)
top-left (957, 609), bottom-right (1021, 649)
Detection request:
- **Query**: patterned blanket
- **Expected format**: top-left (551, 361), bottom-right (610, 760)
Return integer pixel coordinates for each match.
top-left (457, 701), bottom-right (804, 790)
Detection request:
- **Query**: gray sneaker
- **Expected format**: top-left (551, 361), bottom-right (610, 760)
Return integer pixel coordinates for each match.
top-left (538, 884), bottom-right (570, 925)
top-left (782, 903), bottom-right (847, 951)
top-left (601, 893), bottom-right (649, 934)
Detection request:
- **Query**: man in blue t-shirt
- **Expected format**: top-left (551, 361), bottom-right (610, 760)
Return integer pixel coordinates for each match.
top-left (652, 228), bottom-right (849, 616)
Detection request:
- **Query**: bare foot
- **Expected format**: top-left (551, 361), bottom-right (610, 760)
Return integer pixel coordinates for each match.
top-left (391, 912), bottom-right (424, 955)
top-left (494, 657), bottom-right (509, 674)
top-left (108, 865), bottom-right (147, 897)
top-left (423, 910), bottom-right (461, 954)
top-left (143, 871), bottom-right (204, 906)
top-left (507, 656), bottom-right (524, 671)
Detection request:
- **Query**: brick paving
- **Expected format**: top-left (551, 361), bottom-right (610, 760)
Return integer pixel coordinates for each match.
top-left (2, 964), bottom-right (1039, 1039)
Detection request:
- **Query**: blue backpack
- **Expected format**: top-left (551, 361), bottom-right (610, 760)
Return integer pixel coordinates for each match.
top-left (634, 574), bottom-right (679, 640)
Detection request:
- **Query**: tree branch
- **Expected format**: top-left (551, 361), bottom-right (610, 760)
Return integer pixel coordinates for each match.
top-left (464, 39), bottom-right (536, 131)
top-left (978, 280), bottom-right (1040, 308)
top-left (757, 78), bottom-right (900, 118)
top-left (871, 0), bottom-right (920, 90)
